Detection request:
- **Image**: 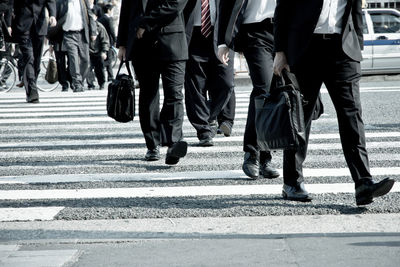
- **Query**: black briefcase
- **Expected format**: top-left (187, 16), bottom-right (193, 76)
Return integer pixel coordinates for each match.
top-left (255, 70), bottom-right (306, 150)
top-left (106, 60), bottom-right (135, 123)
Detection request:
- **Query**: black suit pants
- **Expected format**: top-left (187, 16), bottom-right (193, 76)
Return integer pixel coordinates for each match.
top-left (19, 27), bottom-right (44, 101)
top-left (235, 19), bottom-right (274, 161)
top-left (185, 28), bottom-right (235, 140)
top-left (284, 35), bottom-right (372, 187)
top-left (133, 57), bottom-right (186, 150)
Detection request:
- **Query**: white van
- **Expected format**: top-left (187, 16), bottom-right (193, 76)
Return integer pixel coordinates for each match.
top-left (362, 8), bottom-right (400, 74)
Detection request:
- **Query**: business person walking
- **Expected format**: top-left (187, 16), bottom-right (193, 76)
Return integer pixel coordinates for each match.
top-left (273, 0), bottom-right (395, 204)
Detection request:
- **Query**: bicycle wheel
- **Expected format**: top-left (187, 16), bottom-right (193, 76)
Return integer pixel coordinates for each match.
top-left (41, 48), bottom-right (51, 69)
top-left (37, 56), bottom-right (59, 92)
top-left (111, 47), bottom-right (118, 68)
top-left (0, 59), bottom-right (16, 93)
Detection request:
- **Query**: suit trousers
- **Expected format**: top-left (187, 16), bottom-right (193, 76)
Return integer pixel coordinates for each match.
top-left (283, 35), bottom-right (372, 187)
top-left (63, 30), bottom-right (90, 90)
top-left (185, 28), bottom-right (235, 140)
top-left (133, 57), bottom-right (186, 150)
top-left (216, 90), bottom-right (236, 127)
top-left (19, 27), bottom-right (44, 102)
top-left (235, 19), bottom-right (274, 161)
top-left (54, 50), bottom-right (71, 90)
top-left (87, 53), bottom-right (106, 88)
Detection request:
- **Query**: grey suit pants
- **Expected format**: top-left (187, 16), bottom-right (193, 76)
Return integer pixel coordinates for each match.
top-left (63, 30), bottom-right (90, 90)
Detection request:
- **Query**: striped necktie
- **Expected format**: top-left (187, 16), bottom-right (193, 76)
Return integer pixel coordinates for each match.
top-left (201, 0), bottom-right (212, 38)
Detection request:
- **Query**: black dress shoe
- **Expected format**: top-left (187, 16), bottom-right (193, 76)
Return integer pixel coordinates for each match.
top-left (218, 121), bottom-right (232, 137)
top-left (259, 161), bottom-right (280, 179)
top-left (145, 146), bottom-right (160, 161)
top-left (242, 152), bottom-right (259, 179)
top-left (165, 140), bottom-right (188, 165)
top-left (282, 183), bottom-right (312, 202)
top-left (27, 99), bottom-right (39, 103)
top-left (355, 178), bottom-right (395, 206)
top-left (199, 137), bottom-right (214, 147)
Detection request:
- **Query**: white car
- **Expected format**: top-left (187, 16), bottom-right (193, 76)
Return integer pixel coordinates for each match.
top-left (362, 8), bottom-right (400, 74)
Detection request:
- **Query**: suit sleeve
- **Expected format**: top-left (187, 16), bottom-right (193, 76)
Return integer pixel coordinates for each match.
top-left (139, 0), bottom-right (189, 32)
top-left (46, 0), bottom-right (56, 17)
top-left (352, 0), bottom-right (364, 50)
top-left (116, 0), bottom-right (130, 47)
top-left (217, 0), bottom-right (235, 46)
top-left (273, 0), bottom-right (289, 53)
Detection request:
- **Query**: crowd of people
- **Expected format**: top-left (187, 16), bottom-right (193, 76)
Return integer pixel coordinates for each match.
top-left (0, 0), bottom-right (118, 99)
top-left (4, 0), bottom-right (395, 206)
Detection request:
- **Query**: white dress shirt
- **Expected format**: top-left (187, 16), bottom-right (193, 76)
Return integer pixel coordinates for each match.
top-left (63, 0), bottom-right (84, 32)
top-left (194, 0), bottom-right (217, 26)
top-left (314, 0), bottom-right (347, 34)
top-left (242, 0), bottom-right (276, 24)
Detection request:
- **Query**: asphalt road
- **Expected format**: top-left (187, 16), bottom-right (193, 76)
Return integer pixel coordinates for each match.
top-left (0, 76), bottom-right (399, 266)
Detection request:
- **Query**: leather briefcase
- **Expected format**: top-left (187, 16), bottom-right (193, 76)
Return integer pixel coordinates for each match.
top-left (106, 60), bottom-right (135, 123)
top-left (255, 70), bottom-right (306, 150)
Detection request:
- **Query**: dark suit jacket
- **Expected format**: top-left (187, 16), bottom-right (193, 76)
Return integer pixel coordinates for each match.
top-left (217, 0), bottom-right (248, 49)
top-left (274, 0), bottom-right (364, 67)
top-left (12, 0), bottom-right (56, 36)
top-left (98, 14), bottom-right (116, 46)
top-left (117, 0), bottom-right (190, 61)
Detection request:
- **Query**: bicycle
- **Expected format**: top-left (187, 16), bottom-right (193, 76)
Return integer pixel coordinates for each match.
top-left (0, 56), bottom-right (17, 93)
top-left (0, 49), bottom-right (60, 93)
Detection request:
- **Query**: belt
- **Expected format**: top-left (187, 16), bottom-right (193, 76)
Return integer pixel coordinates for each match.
top-left (313, 33), bottom-right (341, 40)
top-left (64, 30), bottom-right (83, 33)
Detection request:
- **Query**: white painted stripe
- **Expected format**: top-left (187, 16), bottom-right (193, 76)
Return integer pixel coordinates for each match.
top-left (1, 131), bottom-right (398, 141)
top-left (0, 113), bottom-right (266, 124)
top-left (0, 138), bottom-right (399, 150)
top-left (0, 183), bottom-right (398, 200)
top-left (0, 167), bottom-right (399, 184)
top-left (0, 107), bottom-right (251, 117)
top-left (0, 207), bottom-right (64, 221)
top-left (1, 143), bottom-right (400, 160)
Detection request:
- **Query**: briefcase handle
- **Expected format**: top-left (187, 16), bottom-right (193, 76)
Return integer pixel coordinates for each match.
top-left (271, 69), bottom-right (300, 93)
top-left (116, 60), bottom-right (133, 78)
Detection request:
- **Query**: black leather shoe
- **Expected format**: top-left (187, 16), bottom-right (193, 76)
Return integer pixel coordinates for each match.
top-left (165, 140), bottom-right (188, 165)
top-left (282, 183), bottom-right (312, 202)
top-left (27, 99), bottom-right (39, 103)
top-left (242, 152), bottom-right (259, 179)
top-left (218, 121), bottom-right (232, 137)
top-left (259, 161), bottom-right (280, 179)
top-left (145, 146), bottom-right (160, 161)
top-left (355, 178), bottom-right (395, 206)
top-left (199, 137), bottom-right (214, 147)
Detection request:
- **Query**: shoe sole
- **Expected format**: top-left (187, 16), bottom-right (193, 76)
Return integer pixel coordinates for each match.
top-left (165, 141), bottom-right (188, 165)
top-left (199, 141), bottom-right (214, 147)
top-left (282, 191), bottom-right (313, 202)
top-left (260, 172), bottom-right (280, 179)
top-left (145, 156), bottom-right (160, 161)
top-left (242, 164), bottom-right (258, 179)
top-left (219, 123), bottom-right (231, 137)
top-left (356, 178), bottom-right (395, 206)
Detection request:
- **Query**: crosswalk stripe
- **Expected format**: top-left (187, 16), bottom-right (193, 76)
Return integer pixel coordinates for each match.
top-left (1, 167), bottom-right (399, 185)
top-left (0, 183), bottom-right (399, 200)
top-left (0, 207), bottom-right (64, 222)
top-left (0, 139), bottom-right (399, 150)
